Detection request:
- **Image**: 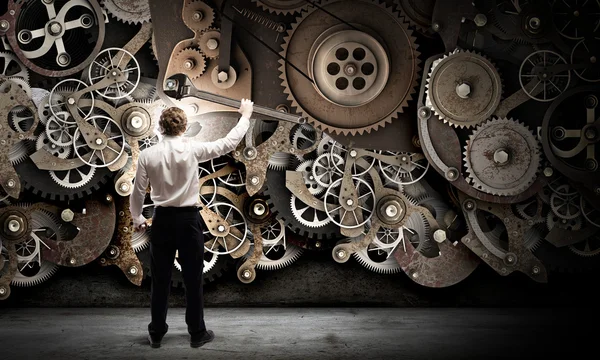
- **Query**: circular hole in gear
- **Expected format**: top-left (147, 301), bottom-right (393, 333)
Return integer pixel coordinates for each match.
top-left (361, 62), bottom-right (375, 75)
top-left (552, 127), bottom-right (565, 140)
top-left (353, 47), bottom-right (366, 61)
top-left (353, 77), bottom-right (366, 90)
top-left (327, 62), bottom-right (340, 76)
top-left (335, 48), bottom-right (349, 61)
top-left (336, 77), bottom-right (349, 90)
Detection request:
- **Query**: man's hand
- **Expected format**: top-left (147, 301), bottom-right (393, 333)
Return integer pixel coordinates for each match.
top-left (238, 98), bottom-right (253, 119)
top-left (133, 214), bottom-right (148, 232)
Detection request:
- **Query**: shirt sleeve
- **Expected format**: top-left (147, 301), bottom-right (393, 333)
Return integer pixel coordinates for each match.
top-left (192, 116), bottom-right (250, 162)
top-left (130, 152), bottom-right (149, 227)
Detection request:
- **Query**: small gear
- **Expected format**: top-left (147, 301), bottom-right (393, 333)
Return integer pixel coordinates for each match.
top-left (197, 28), bottom-right (221, 60)
top-left (296, 160), bottom-right (324, 195)
top-left (174, 48), bottom-right (207, 80)
top-left (569, 234), bottom-right (600, 257)
top-left (290, 194), bottom-right (331, 228)
top-left (8, 140), bottom-right (33, 166)
top-left (251, 0), bottom-right (311, 14)
top-left (550, 184), bottom-right (581, 220)
top-left (312, 153), bottom-right (344, 188)
top-left (464, 118), bottom-right (541, 196)
top-left (35, 133), bottom-right (71, 159)
top-left (243, 243), bottom-right (303, 271)
top-left (0, 51), bottom-right (30, 83)
top-left (49, 165), bottom-right (97, 189)
top-left (268, 152), bottom-right (291, 170)
top-left (11, 208), bottom-right (64, 287)
top-left (426, 49), bottom-right (502, 128)
top-left (546, 212), bottom-right (582, 231)
top-left (101, 0), bottom-right (151, 25)
top-left (182, 0), bottom-right (215, 34)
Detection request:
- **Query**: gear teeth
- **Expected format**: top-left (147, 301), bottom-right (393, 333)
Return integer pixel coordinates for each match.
top-left (254, 245), bottom-right (304, 270)
top-left (278, 0), bottom-right (420, 136)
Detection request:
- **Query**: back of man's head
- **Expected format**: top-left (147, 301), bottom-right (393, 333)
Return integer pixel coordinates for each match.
top-left (159, 107), bottom-right (187, 136)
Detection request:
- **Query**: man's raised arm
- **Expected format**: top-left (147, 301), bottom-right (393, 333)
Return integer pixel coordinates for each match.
top-left (193, 99), bottom-right (253, 162)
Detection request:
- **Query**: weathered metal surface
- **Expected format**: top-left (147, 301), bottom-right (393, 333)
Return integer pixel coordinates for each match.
top-left (232, 121), bottom-right (321, 196)
top-left (545, 225), bottom-right (599, 248)
top-left (1, 0), bottom-right (106, 77)
top-left (459, 192), bottom-right (548, 283)
top-left (98, 196), bottom-right (143, 286)
top-left (39, 198), bottom-right (116, 267)
top-left (0, 242), bottom-right (17, 300)
top-left (431, 0), bottom-right (475, 51)
top-left (0, 80), bottom-right (40, 198)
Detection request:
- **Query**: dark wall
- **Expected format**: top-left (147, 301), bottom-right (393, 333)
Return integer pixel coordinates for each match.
top-left (2, 251), bottom-right (598, 307)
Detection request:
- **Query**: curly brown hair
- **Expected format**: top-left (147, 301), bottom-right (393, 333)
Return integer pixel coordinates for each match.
top-left (159, 107), bottom-right (187, 136)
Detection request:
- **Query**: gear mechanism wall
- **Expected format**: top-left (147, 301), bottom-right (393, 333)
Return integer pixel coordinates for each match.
top-left (0, 0), bottom-right (599, 302)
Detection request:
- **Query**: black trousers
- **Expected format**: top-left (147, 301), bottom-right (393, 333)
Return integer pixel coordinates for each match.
top-left (148, 206), bottom-right (206, 337)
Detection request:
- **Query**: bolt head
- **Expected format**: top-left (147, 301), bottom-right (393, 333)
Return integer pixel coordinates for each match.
top-left (349, 150), bottom-right (357, 158)
top-left (591, 56), bottom-right (597, 64)
top-left (183, 60), bottom-right (194, 70)
top-left (0, 20), bottom-right (9, 30)
top-left (315, 241), bottom-right (321, 248)
top-left (217, 71), bottom-right (229, 82)
top-left (67, 98), bottom-right (76, 105)
top-left (217, 225), bottom-right (226, 232)
top-left (250, 176), bottom-right (260, 185)
top-left (131, 116), bottom-right (144, 129)
top-left (543, 167), bottom-right (554, 177)
top-left (0, 287), bottom-right (6, 295)
top-left (166, 80), bottom-right (176, 89)
top-left (532, 266), bottom-right (540, 274)
top-left (192, 11), bottom-right (203, 21)
top-left (337, 250), bottom-right (346, 258)
top-left (6, 179), bottom-right (15, 188)
top-left (465, 200), bottom-right (474, 210)
top-left (119, 182), bottom-right (130, 191)
top-left (433, 229), bottom-right (447, 243)
top-left (61, 209), bottom-right (74, 222)
top-left (253, 203), bottom-right (266, 216)
top-left (69, 258), bottom-right (76, 265)
top-left (456, 82), bottom-right (471, 98)
top-left (7, 219), bottom-right (21, 232)
top-left (385, 205), bottom-right (398, 217)
top-left (493, 149), bottom-right (510, 165)
top-left (346, 199), bottom-right (354, 206)
top-left (95, 138), bottom-right (103, 145)
top-left (206, 38), bottom-right (219, 50)
top-left (242, 270), bottom-right (251, 278)
top-left (129, 266), bottom-right (138, 275)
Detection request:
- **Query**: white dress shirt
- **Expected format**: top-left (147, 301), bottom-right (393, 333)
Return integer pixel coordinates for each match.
top-left (130, 117), bottom-right (250, 227)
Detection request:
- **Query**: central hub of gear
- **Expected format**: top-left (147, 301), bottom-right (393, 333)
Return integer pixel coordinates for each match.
top-left (376, 195), bottom-right (406, 226)
top-left (1, 210), bottom-right (28, 241)
top-left (465, 118), bottom-right (541, 196)
top-left (311, 29), bottom-right (388, 107)
top-left (244, 197), bottom-right (272, 225)
top-left (122, 107), bottom-right (151, 137)
top-left (47, 21), bottom-right (63, 36)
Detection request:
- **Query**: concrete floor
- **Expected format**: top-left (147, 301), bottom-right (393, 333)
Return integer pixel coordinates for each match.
top-left (0, 308), bottom-right (591, 359)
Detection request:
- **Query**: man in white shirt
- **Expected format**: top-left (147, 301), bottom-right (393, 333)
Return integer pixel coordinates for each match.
top-left (130, 99), bottom-right (253, 348)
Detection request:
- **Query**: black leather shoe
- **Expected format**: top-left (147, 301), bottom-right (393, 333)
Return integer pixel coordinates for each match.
top-left (190, 330), bottom-right (214, 348)
top-left (148, 334), bottom-right (161, 348)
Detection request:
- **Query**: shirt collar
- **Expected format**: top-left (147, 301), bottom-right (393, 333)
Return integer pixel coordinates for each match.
top-left (163, 134), bottom-right (183, 141)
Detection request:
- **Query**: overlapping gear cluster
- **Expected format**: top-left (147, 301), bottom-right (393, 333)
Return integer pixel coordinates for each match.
top-left (0, 0), bottom-right (598, 301)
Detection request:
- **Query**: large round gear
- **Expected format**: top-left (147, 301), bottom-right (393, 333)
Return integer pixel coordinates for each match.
top-left (279, 0), bottom-right (420, 136)
top-left (252, 0), bottom-right (311, 14)
top-left (464, 118), bottom-right (541, 196)
top-left (174, 48), bottom-right (207, 80)
top-left (101, 0), bottom-right (151, 25)
top-left (265, 168), bottom-right (342, 240)
top-left (426, 50), bottom-right (503, 128)
top-left (395, 0), bottom-right (435, 32)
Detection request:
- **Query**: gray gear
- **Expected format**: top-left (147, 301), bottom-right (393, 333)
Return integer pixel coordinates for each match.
top-left (296, 160), bottom-right (324, 195)
top-left (290, 194), bottom-right (331, 228)
top-left (426, 49), bottom-right (502, 128)
top-left (243, 243), bottom-right (303, 271)
top-left (464, 118), bottom-right (541, 196)
top-left (101, 0), bottom-right (151, 25)
top-left (0, 52), bottom-right (29, 83)
top-left (550, 184), bottom-right (581, 220)
top-left (35, 133), bottom-right (71, 159)
top-left (49, 166), bottom-right (97, 189)
top-left (568, 234), bottom-right (600, 257)
top-left (292, 124), bottom-right (318, 161)
top-left (11, 207), bottom-right (64, 287)
top-left (546, 212), bottom-right (583, 231)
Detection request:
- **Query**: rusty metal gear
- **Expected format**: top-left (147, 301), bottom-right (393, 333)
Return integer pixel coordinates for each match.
top-left (182, 0), bottom-right (215, 34)
top-left (426, 50), bottom-right (503, 128)
top-left (198, 28), bottom-right (221, 59)
top-left (464, 118), bottom-right (541, 197)
top-left (174, 47), bottom-right (207, 79)
top-left (101, 0), bottom-right (151, 25)
top-left (251, 0), bottom-right (312, 14)
top-left (279, 0), bottom-right (420, 136)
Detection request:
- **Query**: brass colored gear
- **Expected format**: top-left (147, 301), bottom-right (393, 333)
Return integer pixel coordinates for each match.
top-left (182, 0), bottom-right (215, 34)
top-left (426, 50), bottom-right (503, 128)
top-left (198, 28), bottom-right (221, 59)
top-left (279, 0), bottom-right (420, 136)
top-left (251, 0), bottom-right (312, 15)
top-left (174, 48), bottom-right (207, 79)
